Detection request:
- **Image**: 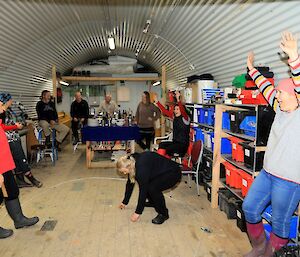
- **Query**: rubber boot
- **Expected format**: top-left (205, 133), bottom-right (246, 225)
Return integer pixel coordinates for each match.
top-left (260, 233), bottom-right (288, 257)
top-left (243, 222), bottom-right (267, 257)
top-left (5, 198), bottom-right (39, 229)
top-left (0, 227), bottom-right (13, 239)
top-left (15, 174), bottom-right (32, 188)
top-left (25, 173), bottom-right (43, 188)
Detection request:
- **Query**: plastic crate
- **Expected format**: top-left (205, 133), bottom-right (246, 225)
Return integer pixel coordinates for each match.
top-left (241, 171), bottom-right (254, 197)
top-left (240, 116), bottom-right (257, 137)
top-left (197, 108), bottom-right (205, 124)
top-left (218, 189), bottom-right (238, 219)
top-left (229, 137), bottom-right (245, 162)
top-left (262, 205), bottom-right (299, 239)
top-left (204, 108), bottom-right (215, 126)
top-left (234, 200), bottom-right (247, 232)
top-left (193, 127), bottom-right (205, 142)
top-left (203, 131), bottom-right (212, 149)
top-left (239, 141), bottom-right (265, 171)
top-left (209, 134), bottom-right (232, 154)
top-left (222, 112), bottom-right (230, 130)
top-left (227, 110), bottom-right (255, 133)
top-left (224, 161), bottom-right (236, 187)
top-left (203, 154), bottom-right (213, 179)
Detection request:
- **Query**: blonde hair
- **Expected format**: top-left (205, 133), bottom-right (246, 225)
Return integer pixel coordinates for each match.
top-left (116, 155), bottom-right (136, 183)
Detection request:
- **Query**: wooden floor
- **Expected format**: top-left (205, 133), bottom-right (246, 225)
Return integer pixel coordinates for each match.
top-left (0, 144), bottom-right (250, 257)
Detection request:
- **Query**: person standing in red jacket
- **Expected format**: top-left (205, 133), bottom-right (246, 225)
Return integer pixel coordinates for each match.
top-left (0, 97), bottom-right (39, 239)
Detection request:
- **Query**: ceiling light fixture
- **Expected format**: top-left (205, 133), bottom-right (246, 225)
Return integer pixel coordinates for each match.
top-left (108, 37), bottom-right (115, 50)
top-left (60, 81), bottom-right (69, 86)
top-left (143, 20), bottom-right (151, 34)
top-left (153, 81), bottom-right (161, 87)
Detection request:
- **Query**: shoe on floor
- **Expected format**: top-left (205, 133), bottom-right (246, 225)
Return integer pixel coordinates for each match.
top-left (15, 175), bottom-right (33, 188)
top-left (152, 214), bottom-right (169, 225)
top-left (25, 174), bottom-right (43, 188)
top-left (0, 227), bottom-right (13, 239)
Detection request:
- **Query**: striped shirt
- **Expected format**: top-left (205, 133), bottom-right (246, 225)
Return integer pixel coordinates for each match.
top-left (249, 56), bottom-right (300, 184)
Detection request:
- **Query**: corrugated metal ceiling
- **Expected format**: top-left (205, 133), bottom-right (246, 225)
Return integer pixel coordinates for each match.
top-left (1, 0), bottom-right (300, 113)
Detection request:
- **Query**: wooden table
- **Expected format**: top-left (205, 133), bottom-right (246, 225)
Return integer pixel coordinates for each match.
top-left (82, 125), bottom-right (140, 168)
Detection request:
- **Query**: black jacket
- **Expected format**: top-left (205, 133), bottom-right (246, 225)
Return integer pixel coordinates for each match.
top-left (36, 100), bottom-right (58, 122)
top-left (173, 115), bottom-right (190, 146)
top-left (70, 99), bottom-right (89, 119)
top-left (122, 152), bottom-right (180, 214)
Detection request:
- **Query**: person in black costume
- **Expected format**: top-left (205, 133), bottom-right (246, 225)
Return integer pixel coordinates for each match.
top-left (117, 152), bottom-right (181, 224)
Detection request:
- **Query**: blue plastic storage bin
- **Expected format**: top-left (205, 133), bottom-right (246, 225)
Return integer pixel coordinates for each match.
top-left (204, 108), bottom-right (215, 126)
top-left (193, 127), bottom-right (205, 142)
top-left (197, 108), bottom-right (205, 124)
top-left (262, 205), bottom-right (299, 239)
top-left (209, 133), bottom-right (232, 154)
top-left (222, 112), bottom-right (230, 130)
top-left (240, 116), bottom-right (256, 137)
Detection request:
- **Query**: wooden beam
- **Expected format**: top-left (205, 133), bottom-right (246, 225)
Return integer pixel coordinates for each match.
top-left (160, 65), bottom-right (167, 136)
top-left (52, 65), bottom-right (57, 104)
top-left (61, 76), bottom-right (161, 82)
top-left (211, 104), bottom-right (223, 208)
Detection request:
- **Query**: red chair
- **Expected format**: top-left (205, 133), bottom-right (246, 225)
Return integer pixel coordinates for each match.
top-left (181, 140), bottom-right (204, 196)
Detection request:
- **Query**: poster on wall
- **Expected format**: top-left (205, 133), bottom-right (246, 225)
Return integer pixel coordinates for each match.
top-left (117, 86), bottom-right (130, 102)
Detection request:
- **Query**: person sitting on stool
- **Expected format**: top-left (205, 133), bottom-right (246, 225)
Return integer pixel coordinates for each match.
top-left (70, 91), bottom-right (89, 145)
top-left (0, 93), bottom-right (42, 188)
top-left (117, 152), bottom-right (181, 224)
top-left (36, 90), bottom-right (69, 149)
top-left (153, 91), bottom-right (191, 158)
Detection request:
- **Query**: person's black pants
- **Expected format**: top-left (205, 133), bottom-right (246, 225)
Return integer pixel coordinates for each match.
top-left (159, 141), bottom-right (189, 156)
top-left (9, 139), bottom-right (31, 175)
top-left (137, 127), bottom-right (154, 150)
top-left (0, 170), bottom-right (20, 204)
top-left (148, 169), bottom-right (181, 216)
top-left (72, 119), bottom-right (87, 140)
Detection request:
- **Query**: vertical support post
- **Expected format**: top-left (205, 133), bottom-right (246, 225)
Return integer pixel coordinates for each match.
top-left (161, 65), bottom-right (167, 136)
top-left (211, 104), bottom-right (223, 208)
top-left (52, 65), bottom-right (57, 105)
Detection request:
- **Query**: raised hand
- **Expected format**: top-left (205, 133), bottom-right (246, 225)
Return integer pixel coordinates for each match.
top-left (15, 122), bottom-right (23, 130)
top-left (280, 31), bottom-right (298, 60)
top-left (247, 52), bottom-right (255, 71)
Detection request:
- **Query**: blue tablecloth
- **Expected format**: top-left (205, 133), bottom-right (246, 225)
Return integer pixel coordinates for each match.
top-left (82, 125), bottom-right (140, 142)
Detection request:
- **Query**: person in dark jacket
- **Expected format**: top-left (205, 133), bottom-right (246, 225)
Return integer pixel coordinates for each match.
top-left (0, 93), bottom-right (42, 188)
top-left (36, 90), bottom-right (69, 148)
top-left (0, 97), bottom-right (39, 239)
top-left (153, 91), bottom-right (191, 157)
top-left (117, 152), bottom-right (181, 224)
top-left (70, 91), bottom-right (89, 145)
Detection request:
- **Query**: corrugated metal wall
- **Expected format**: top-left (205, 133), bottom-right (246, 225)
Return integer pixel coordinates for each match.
top-left (1, 0), bottom-right (300, 117)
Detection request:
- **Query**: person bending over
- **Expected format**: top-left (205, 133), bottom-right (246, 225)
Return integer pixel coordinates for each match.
top-left (242, 31), bottom-right (300, 257)
top-left (0, 93), bottom-right (42, 188)
top-left (153, 91), bottom-right (191, 158)
top-left (0, 99), bottom-right (39, 239)
top-left (117, 152), bottom-right (181, 224)
top-left (70, 91), bottom-right (89, 145)
top-left (36, 90), bottom-right (69, 149)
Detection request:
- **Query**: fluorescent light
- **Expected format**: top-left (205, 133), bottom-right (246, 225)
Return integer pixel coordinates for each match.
top-left (153, 81), bottom-right (161, 87)
top-left (60, 81), bottom-right (69, 86)
top-left (108, 37), bottom-right (115, 50)
top-left (143, 19), bottom-right (151, 34)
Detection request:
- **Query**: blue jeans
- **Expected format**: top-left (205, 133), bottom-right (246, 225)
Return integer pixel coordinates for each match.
top-left (242, 169), bottom-right (300, 238)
